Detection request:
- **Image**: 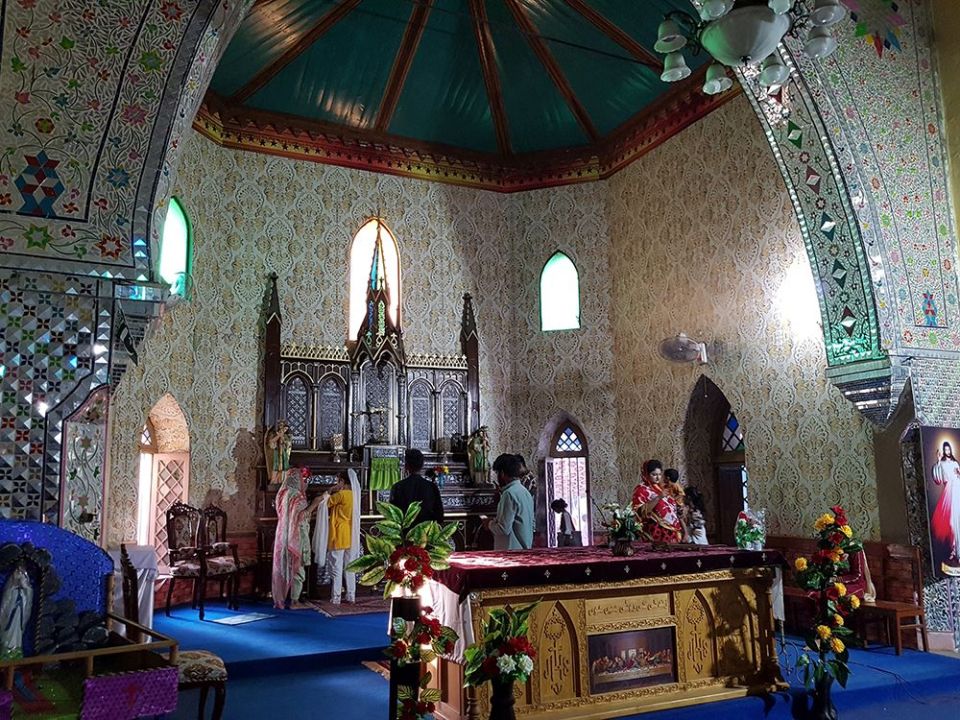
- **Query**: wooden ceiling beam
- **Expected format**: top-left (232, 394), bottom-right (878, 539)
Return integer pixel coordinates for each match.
top-left (562, 0), bottom-right (662, 71)
top-left (375, 0), bottom-right (434, 132)
top-left (231, 0), bottom-right (363, 105)
top-left (469, 0), bottom-right (512, 156)
top-left (503, 0), bottom-right (599, 143)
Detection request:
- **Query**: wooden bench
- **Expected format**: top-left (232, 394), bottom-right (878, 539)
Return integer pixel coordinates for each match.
top-left (766, 536), bottom-right (928, 654)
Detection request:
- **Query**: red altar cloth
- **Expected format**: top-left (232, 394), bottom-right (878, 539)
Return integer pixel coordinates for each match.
top-left (435, 544), bottom-right (786, 597)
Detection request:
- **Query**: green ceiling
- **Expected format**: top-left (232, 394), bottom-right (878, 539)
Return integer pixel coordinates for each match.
top-left (210, 0), bottom-right (705, 156)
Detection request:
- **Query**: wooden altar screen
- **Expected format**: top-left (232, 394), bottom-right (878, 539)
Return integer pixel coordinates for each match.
top-left (255, 274), bottom-right (496, 596)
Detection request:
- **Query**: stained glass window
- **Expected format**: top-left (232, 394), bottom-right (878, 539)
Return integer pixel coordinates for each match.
top-left (159, 197), bottom-right (191, 296)
top-left (555, 426), bottom-right (583, 453)
top-left (721, 411), bottom-right (745, 452)
top-left (349, 219), bottom-right (400, 340)
top-left (540, 252), bottom-right (580, 331)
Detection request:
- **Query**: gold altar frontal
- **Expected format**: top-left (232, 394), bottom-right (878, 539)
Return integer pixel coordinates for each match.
top-left (433, 566), bottom-right (783, 720)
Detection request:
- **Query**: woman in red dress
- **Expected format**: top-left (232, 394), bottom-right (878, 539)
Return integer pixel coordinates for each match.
top-left (632, 459), bottom-right (683, 543)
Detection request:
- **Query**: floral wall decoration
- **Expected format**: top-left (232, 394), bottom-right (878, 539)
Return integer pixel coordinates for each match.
top-left (0, 0), bottom-right (249, 277)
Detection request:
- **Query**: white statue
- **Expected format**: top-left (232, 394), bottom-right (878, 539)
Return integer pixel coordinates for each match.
top-left (0, 565), bottom-right (33, 659)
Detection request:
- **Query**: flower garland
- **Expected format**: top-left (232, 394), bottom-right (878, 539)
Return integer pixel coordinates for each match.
top-left (464, 602), bottom-right (539, 688)
top-left (793, 505), bottom-right (863, 688)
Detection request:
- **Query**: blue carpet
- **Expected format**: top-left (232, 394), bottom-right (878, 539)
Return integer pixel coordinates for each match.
top-left (153, 599), bottom-right (388, 678)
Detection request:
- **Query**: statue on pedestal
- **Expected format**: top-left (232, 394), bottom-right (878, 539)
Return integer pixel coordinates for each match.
top-left (264, 420), bottom-right (292, 486)
top-left (467, 426), bottom-right (491, 487)
top-left (0, 565), bottom-right (33, 660)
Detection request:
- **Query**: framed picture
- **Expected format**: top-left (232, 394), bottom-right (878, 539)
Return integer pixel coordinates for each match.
top-left (920, 427), bottom-right (960, 579)
top-left (587, 627), bottom-right (677, 695)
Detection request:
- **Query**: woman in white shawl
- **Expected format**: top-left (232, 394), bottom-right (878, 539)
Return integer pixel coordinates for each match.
top-left (1, 565), bottom-right (33, 659)
top-left (313, 469), bottom-right (361, 604)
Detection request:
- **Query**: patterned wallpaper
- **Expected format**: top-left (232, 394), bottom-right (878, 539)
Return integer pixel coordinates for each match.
top-left (606, 97), bottom-right (881, 540)
top-left (108, 99), bottom-right (880, 544)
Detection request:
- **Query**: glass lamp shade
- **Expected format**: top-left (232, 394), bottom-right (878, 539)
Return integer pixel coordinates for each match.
top-left (701, 0), bottom-right (734, 20)
top-left (804, 26), bottom-right (838, 59)
top-left (703, 62), bottom-right (734, 95)
top-left (759, 53), bottom-right (790, 87)
top-left (655, 19), bottom-right (688, 53)
top-left (661, 51), bottom-right (692, 82)
top-left (700, 5), bottom-right (791, 66)
top-left (810, 0), bottom-right (847, 27)
top-left (768, 0), bottom-right (794, 14)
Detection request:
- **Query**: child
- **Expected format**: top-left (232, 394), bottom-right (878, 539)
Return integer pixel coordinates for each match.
top-left (551, 498), bottom-right (577, 547)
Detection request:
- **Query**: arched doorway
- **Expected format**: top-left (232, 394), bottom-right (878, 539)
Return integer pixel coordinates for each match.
top-left (537, 414), bottom-right (591, 548)
top-left (136, 394), bottom-right (190, 568)
top-left (683, 376), bottom-right (747, 545)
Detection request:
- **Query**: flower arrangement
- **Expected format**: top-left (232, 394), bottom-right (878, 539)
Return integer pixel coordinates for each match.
top-left (347, 501), bottom-right (458, 597)
top-left (734, 508), bottom-right (766, 550)
top-left (597, 502), bottom-right (640, 542)
top-left (793, 505), bottom-right (863, 690)
top-left (464, 602), bottom-right (539, 688)
top-left (389, 606), bottom-right (459, 720)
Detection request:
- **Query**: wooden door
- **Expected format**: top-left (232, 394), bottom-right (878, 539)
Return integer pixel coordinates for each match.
top-left (715, 463), bottom-right (746, 545)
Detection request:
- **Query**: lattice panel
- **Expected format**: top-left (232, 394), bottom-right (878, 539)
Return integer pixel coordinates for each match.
top-left (319, 377), bottom-right (344, 449)
top-left (410, 383), bottom-right (432, 451)
top-left (441, 385), bottom-right (463, 439)
top-left (721, 411), bottom-right (745, 453)
top-left (546, 456), bottom-right (589, 547)
top-left (555, 426), bottom-right (583, 453)
top-left (284, 376), bottom-right (310, 447)
top-left (152, 456), bottom-right (187, 567)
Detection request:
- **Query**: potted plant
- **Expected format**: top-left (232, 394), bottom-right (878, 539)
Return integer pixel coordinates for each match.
top-left (734, 508), bottom-right (766, 550)
top-left (597, 502), bottom-right (640, 556)
top-left (464, 602), bottom-right (539, 720)
top-left (388, 605), bottom-right (459, 720)
top-left (347, 501), bottom-right (459, 720)
top-left (793, 505), bottom-right (863, 720)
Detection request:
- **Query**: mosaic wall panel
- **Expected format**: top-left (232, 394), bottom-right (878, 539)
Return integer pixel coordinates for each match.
top-left (0, 0), bottom-right (247, 277)
top-left (606, 97), bottom-right (881, 539)
top-left (0, 269), bottom-right (109, 522)
top-left (60, 385), bottom-right (109, 543)
top-left (786, 0), bottom-right (960, 354)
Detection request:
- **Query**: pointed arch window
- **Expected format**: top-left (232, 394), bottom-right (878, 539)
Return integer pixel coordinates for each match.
top-left (159, 197), bottom-right (192, 297)
top-left (540, 251), bottom-right (580, 331)
top-left (349, 218), bottom-right (400, 340)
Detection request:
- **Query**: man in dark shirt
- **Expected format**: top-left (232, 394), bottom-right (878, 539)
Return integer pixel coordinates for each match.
top-left (389, 448), bottom-right (444, 526)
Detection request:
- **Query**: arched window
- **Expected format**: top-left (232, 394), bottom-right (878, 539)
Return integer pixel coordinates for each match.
top-left (546, 420), bottom-right (590, 547)
top-left (159, 197), bottom-right (192, 296)
top-left (349, 218), bottom-right (400, 340)
top-left (540, 251), bottom-right (580, 331)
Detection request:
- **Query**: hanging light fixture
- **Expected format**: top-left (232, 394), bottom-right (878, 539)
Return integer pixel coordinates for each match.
top-left (653, 0), bottom-right (848, 96)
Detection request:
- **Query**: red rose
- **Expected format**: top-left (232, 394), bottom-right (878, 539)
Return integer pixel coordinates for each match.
top-left (421, 606), bottom-right (434, 615)
top-left (482, 656), bottom-right (498, 677)
top-left (444, 640), bottom-right (455, 654)
top-left (405, 558), bottom-right (419, 571)
top-left (392, 641), bottom-right (408, 658)
top-left (417, 633), bottom-right (430, 644)
top-left (826, 586), bottom-right (840, 601)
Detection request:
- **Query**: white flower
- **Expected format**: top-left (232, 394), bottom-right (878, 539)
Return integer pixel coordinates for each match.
top-left (496, 654), bottom-right (517, 675)
top-left (517, 654), bottom-right (534, 675)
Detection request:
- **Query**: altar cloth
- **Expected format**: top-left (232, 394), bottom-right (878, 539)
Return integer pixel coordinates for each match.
top-left (434, 543), bottom-right (787, 597)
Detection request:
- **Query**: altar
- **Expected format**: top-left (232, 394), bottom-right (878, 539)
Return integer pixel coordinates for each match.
top-left (428, 545), bottom-right (786, 720)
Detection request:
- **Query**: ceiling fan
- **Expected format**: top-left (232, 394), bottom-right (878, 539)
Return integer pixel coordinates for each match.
top-left (658, 333), bottom-right (710, 365)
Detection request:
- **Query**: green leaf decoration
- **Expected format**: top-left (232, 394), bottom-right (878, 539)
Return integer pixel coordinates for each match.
top-left (360, 566), bottom-right (386, 586)
top-left (345, 554), bottom-right (379, 573)
top-left (377, 501), bottom-right (406, 526)
top-left (402, 502), bottom-right (421, 528)
top-left (420, 688), bottom-right (441, 702)
top-left (364, 534), bottom-right (394, 559)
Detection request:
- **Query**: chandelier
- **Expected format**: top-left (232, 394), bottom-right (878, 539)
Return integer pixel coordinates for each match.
top-left (655, 0), bottom-right (847, 95)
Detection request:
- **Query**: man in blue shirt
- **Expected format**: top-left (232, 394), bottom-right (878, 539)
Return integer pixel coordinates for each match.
top-left (489, 454), bottom-right (535, 550)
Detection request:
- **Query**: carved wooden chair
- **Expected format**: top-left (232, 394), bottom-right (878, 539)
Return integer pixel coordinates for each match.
top-left (198, 505), bottom-right (240, 610)
top-left (121, 544), bottom-right (228, 720)
top-left (201, 505), bottom-right (257, 601)
top-left (165, 501), bottom-right (205, 618)
top-left (859, 544), bottom-right (929, 654)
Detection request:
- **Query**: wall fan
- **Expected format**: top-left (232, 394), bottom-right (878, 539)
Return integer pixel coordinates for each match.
top-left (658, 333), bottom-right (709, 365)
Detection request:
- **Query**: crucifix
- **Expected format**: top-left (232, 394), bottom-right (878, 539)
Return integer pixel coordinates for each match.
top-left (352, 401), bottom-right (390, 444)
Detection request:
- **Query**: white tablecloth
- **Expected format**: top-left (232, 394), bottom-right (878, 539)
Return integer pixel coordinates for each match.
top-left (108, 545), bottom-right (158, 631)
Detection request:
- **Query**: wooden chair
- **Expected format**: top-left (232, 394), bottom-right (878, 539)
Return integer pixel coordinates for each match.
top-left (121, 544), bottom-right (228, 720)
top-left (201, 505), bottom-right (257, 601)
top-left (859, 544), bottom-right (929, 655)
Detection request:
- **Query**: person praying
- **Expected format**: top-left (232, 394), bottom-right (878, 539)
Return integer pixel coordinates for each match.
top-left (273, 467), bottom-right (323, 610)
top-left (314, 470), bottom-right (361, 605)
top-left (631, 459), bottom-right (683, 544)
top-left (489, 453), bottom-right (534, 550)
top-left (389, 448), bottom-right (444, 526)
